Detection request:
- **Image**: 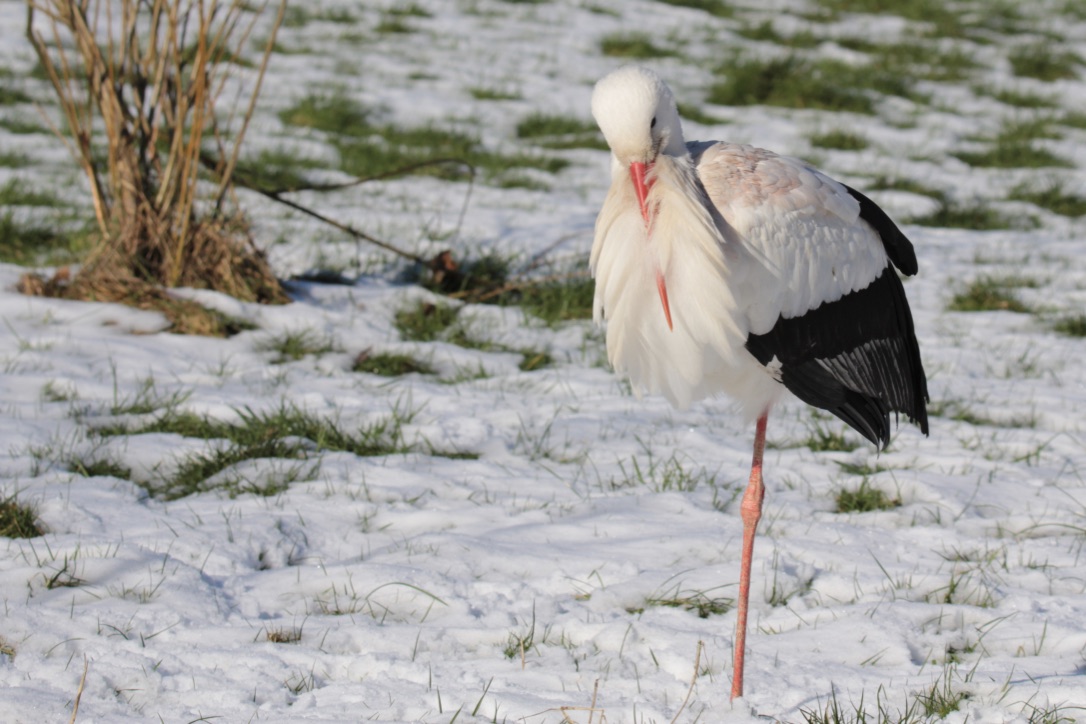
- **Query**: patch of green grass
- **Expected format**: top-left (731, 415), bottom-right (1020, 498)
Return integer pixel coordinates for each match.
top-left (1060, 112), bottom-right (1086, 129)
top-left (839, 37), bottom-right (978, 82)
top-left (265, 626), bottom-right (304, 644)
top-left (835, 479), bottom-right (900, 513)
top-left (375, 16), bottom-right (415, 33)
top-left (41, 381), bottom-right (78, 404)
top-left (887, 42), bottom-right (976, 82)
top-left (0, 150), bottom-right (29, 168)
top-left (279, 92), bottom-right (372, 136)
top-left (0, 179), bottom-right (66, 207)
top-left (905, 200), bottom-right (1018, 230)
top-left (600, 32), bottom-right (675, 59)
top-left (954, 118), bottom-right (1069, 169)
top-left (816, 0), bottom-right (1020, 38)
top-left (516, 275), bottom-right (595, 325)
top-left (515, 112), bottom-right (606, 150)
top-left (606, 448), bottom-right (717, 493)
top-left (395, 301), bottom-right (462, 342)
top-left (339, 124), bottom-right (567, 183)
top-left (490, 172), bottom-right (550, 190)
top-left (352, 350), bottom-right (434, 376)
top-left (108, 378), bottom-right (191, 417)
top-left (866, 176), bottom-right (945, 199)
top-left (927, 400), bottom-right (1037, 429)
top-left (815, 0), bottom-right (967, 35)
top-left (518, 348), bottom-right (553, 372)
top-left (444, 324), bottom-right (500, 353)
top-left (801, 670), bottom-right (970, 723)
top-left (917, 677), bottom-right (969, 718)
top-left (947, 277), bottom-right (1032, 313)
top-left (282, 5), bottom-right (312, 27)
top-left (280, 5), bottom-right (360, 26)
top-left (804, 425), bottom-right (861, 453)
top-left (1009, 181), bottom-right (1086, 217)
top-left (161, 438), bottom-right (310, 499)
top-left (809, 130), bottom-right (869, 150)
top-left (628, 583), bottom-right (732, 618)
top-left (0, 494), bottom-right (43, 538)
top-left (69, 457), bottom-right (133, 480)
top-left (709, 55), bottom-right (916, 114)
top-left (423, 253), bottom-right (591, 327)
top-left (0, 213), bottom-right (85, 265)
top-left (516, 113), bottom-right (594, 137)
top-left (954, 143), bottom-right (1070, 169)
top-left (988, 88), bottom-right (1059, 109)
top-left (929, 569), bottom-right (996, 608)
top-left (1009, 44), bottom-right (1082, 82)
top-left (0, 116), bottom-right (49, 135)
top-left (281, 92), bottom-right (567, 183)
top-left (392, 294), bottom-right (558, 369)
top-left (1053, 315), bottom-right (1086, 337)
top-left (107, 404), bottom-right (413, 458)
top-left (655, 0), bottom-right (731, 16)
top-left (110, 403), bottom-right (421, 499)
top-left (0, 85), bottom-right (31, 105)
top-left (469, 86), bottom-right (522, 101)
top-left (676, 102), bottom-right (724, 126)
top-left (232, 148), bottom-right (328, 192)
top-left (93, 409), bottom-right (203, 438)
top-left (834, 459), bottom-right (891, 476)
top-left (735, 21), bottom-right (818, 48)
top-left (420, 253), bottom-right (592, 326)
top-left (256, 329), bottom-right (337, 363)
top-left (503, 606), bottom-right (547, 661)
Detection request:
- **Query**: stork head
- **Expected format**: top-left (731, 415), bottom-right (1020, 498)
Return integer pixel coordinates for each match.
top-left (591, 66), bottom-right (686, 222)
top-left (591, 65), bottom-right (685, 165)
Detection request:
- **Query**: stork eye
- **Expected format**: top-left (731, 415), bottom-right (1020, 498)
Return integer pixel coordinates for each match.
top-left (650, 116), bottom-right (657, 129)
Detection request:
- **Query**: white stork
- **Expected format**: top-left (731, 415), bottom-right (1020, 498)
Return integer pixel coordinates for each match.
top-left (589, 65), bottom-right (929, 701)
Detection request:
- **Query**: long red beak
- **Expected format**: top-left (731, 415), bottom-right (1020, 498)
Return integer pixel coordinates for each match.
top-left (629, 161), bottom-right (652, 224)
top-left (629, 161), bottom-right (672, 331)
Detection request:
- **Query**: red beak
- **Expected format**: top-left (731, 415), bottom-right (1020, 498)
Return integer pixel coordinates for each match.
top-left (629, 161), bottom-right (652, 224)
top-left (629, 161), bottom-right (672, 331)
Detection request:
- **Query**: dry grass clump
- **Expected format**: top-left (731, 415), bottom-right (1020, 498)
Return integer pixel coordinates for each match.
top-left (23, 0), bottom-right (289, 325)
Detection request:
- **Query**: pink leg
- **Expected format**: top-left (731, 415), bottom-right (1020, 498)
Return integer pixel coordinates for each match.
top-left (731, 412), bottom-right (768, 701)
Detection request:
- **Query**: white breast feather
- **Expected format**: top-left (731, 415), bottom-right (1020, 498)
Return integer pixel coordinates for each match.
top-left (592, 154), bottom-right (779, 412)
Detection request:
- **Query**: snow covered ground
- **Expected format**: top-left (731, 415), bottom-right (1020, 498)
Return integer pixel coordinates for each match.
top-left (2, 0), bottom-right (1086, 721)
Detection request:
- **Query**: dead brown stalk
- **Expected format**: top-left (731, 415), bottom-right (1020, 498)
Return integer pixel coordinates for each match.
top-left (25, 0), bottom-right (288, 315)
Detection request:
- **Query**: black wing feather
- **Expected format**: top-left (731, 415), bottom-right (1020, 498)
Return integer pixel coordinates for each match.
top-left (746, 266), bottom-right (929, 448)
top-left (844, 184), bottom-right (918, 276)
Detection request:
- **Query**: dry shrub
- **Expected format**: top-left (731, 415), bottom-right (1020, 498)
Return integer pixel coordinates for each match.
top-left (24, 0), bottom-right (290, 326)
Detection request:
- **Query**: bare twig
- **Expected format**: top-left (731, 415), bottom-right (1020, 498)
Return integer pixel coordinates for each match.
top-left (244, 183), bottom-right (427, 265)
top-left (556, 680), bottom-right (604, 724)
top-left (213, 0), bottom-right (288, 211)
top-left (670, 640), bottom-right (704, 724)
top-left (68, 655), bottom-right (88, 724)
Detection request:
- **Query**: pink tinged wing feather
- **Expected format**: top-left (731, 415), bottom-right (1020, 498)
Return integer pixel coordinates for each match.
top-left (694, 144), bottom-right (889, 334)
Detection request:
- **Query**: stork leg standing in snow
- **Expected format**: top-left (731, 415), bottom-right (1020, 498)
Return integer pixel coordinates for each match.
top-left (589, 66), bottom-right (928, 701)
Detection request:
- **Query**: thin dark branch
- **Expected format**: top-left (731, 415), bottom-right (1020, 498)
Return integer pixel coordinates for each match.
top-left (210, 154), bottom-right (478, 265)
top-left (250, 185), bottom-right (427, 265)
